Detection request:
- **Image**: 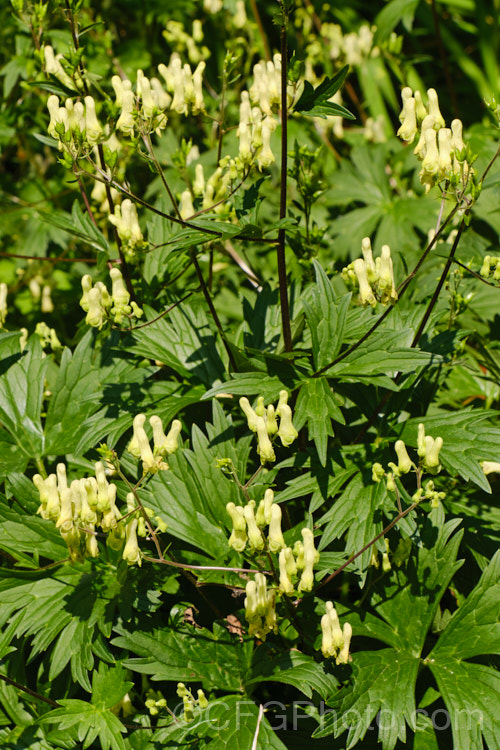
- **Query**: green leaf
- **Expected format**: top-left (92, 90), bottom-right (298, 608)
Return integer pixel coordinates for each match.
top-left (313, 649), bottom-right (419, 749)
top-left (38, 201), bottom-right (109, 253)
top-left (397, 409), bottom-right (500, 492)
top-left (294, 67), bottom-right (355, 120)
top-left (426, 661), bottom-right (500, 750)
top-left (374, 0), bottom-right (421, 43)
top-left (112, 622), bottom-right (253, 692)
top-left (202, 373), bottom-right (297, 402)
top-left (294, 378), bottom-right (345, 466)
top-left (318, 474), bottom-right (386, 577)
top-left (0, 502), bottom-right (67, 563)
top-left (0, 336), bottom-right (47, 459)
top-left (154, 695), bottom-right (288, 749)
top-left (427, 549), bottom-right (500, 660)
top-left (303, 261), bottom-right (350, 369)
top-left (247, 650), bottom-right (339, 700)
top-left (44, 329), bottom-right (155, 455)
top-left (39, 700), bottom-right (126, 750)
top-left (91, 663), bottom-right (133, 710)
top-left (313, 518), bottom-right (464, 749)
top-left (129, 301), bottom-right (226, 386)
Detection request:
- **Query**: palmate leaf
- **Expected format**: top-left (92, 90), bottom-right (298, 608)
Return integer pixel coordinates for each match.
top-left (154, 695), bottom-right (288, 749)
top-left (44, 328), bottom-right (156, 456)
top-left (424, 551), bottom-right (500, 750)
top-left (317, 473), bottom-right (387, 577)
top-left (313, 516), bottom-right (464, 749)
top-left (129, 300), bottom-right (227, 386)
top-left (247, 650), bottom-right (339, 700)
top-left (0, 335), bottom-right (47, 460)
top-left (39, 700), bottom-right (126, 750)
top-left (0, 501), bottom-right (67, 564)
top-left (294, 378), bottom-right (345, 467)
top-left (112, 622), bottom-right (253, 692)
top-left (303, 260), bottom-right (350, 369)
top-left (397, 409), bottom-right (500, 492)
top-left (294, 66), bottom-right (355, 120)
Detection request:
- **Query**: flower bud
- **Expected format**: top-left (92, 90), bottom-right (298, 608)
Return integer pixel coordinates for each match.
top-left (255, 488), bottom-right (274, 527)
top-left (482, 461), bottom-right (500, 475)
top-left (116, 89), bottom-right (136, 134)
top-left (84, 96), bottom-right (102, 144)
top-left (268, 503), bottom-right (285, 553)
top-left (278, 548), bottom-right (294, 595)
top-left (298, 527), bottom-right (319, 592)
top-left (226, 502), bottom-right (247, 552)
top-left (336, 622), bottom-right (352, 664)
top-left (110, 267), bottom-right (130, 308)
top-left (243, 501), bottom-right (265, 551)
top-left (417, 423), bottom-right (427, 457)
top-left (164, 420), bottom-right (182, 455)
top-left (128, 414), bottom-right (146, 457)
top-left (123, 518), bottom-right (141, 565)
top-left (423, 436), bottom-right (443, 473)
top-left (414, 90), bottom-right (427, 122)
top-left (277, 404), bottom-right (298, 447)
top-left (239, 397), bottom-right (259, 432)
top-left (353, 259), bottom-right (376, 307)
top-left (426, 88), bottom-right (445, 129)
top-left (394, 440), bottom-right (413, 474)
top-left (397, 96), bottom-right (417, 143)
top-left (421, 128), bottom-right (439, 176)
top-left (372, 462), bottom-right (385, 482)
top-left (361, 236), bottom-right (376, 280)
top-left (256, 416), bottom-right (276, 464)
top-left (86, 287), bottom-right (107, 329)
top-left (266, 404), bottom-right (278, 436)
top-left (197, 689), bottom-right (208, 709)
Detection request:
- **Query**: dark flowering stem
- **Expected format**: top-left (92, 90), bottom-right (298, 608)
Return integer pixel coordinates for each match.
top-left (277, 7), bottom-right (293, 353)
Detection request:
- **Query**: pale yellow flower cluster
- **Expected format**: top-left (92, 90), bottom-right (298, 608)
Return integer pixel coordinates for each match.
top-left (80, 268), bottom-right (143, 329)
top-left (127, 414), bottom-right (182, 474)
top-left (397, 87), bottom-right (470, 191)
top-left (239, 391), bottom-right (298, 465)
top-left (321, 601), bottom-right (352, 663)
top-left (33, 462), bottom-right (124, 563)
top-left (244, 572), bottom-right (277, 641)
top-left (342, 237), bottom-right (397, 306)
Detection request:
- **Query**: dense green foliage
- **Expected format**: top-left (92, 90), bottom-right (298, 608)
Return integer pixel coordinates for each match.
top-left (0, 0), bottom-right (499, 748)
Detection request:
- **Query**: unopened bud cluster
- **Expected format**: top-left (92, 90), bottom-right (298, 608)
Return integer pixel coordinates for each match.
top-left (174, 683), bottom-right (208, 722)
top-left (342, 237), bottom-right (398, 306)
top-left (479, 255), bottom-right (500, 282)
top-left (372, 427), bottom-right (445, 506)
top-left (128, 414), bottom-right (182, 474)
top-left (397, 87), bottom-right (473, 192)
top-left (32, 462), bottom-right (164, 565)
top-left (321, 601), bottom-right (352, 663)
top-left (80, 268), bottom-right (143, 329)
top-left (239, 391), bottom-right (298, 465)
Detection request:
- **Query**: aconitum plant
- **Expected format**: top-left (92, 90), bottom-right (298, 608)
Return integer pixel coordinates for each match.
top-left (0, 1), bottom-right (499, 749)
